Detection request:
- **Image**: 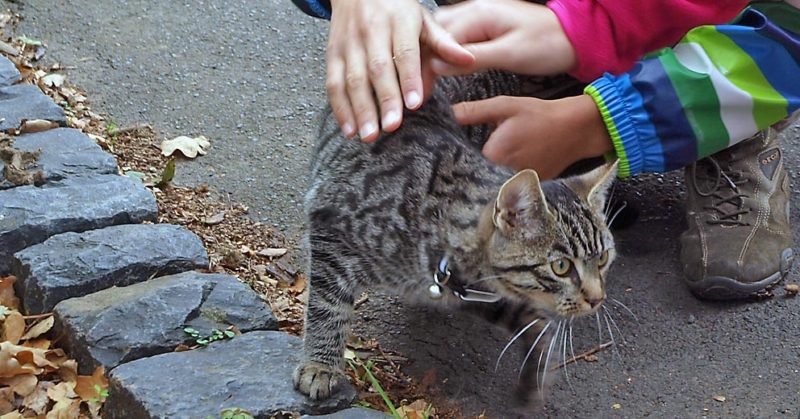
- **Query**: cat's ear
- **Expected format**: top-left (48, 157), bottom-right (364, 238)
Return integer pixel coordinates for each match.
top-left (494, 169), bottom-right (553, 234)
top-left (565, 160), bottom-right (618, 212)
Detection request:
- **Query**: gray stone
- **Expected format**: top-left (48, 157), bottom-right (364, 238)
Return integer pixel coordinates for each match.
top-left (303, 408), bottom-right (391, 418)
top-left (0, 174), bottom-right (157, 275)
top-left (0, 128), bottom-right (117, 190)
top-left (0, 56), bottom-right (20, 87)
top-left (105, 331), bottom-right (356, 419)
top-left (0, 84), bottom-right (65, 131)
top-left (54, 271), bottom-right (276, 373)
top-left (11, 224), bottom-right (207, 314)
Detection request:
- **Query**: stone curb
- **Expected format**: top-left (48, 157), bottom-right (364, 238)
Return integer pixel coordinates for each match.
top-left (53, 271), bottom-right (278, 373)
top-left (0, 83), bottom-right (65, 131)
top-left (0, 55), bottom-right (20, 87)
top-left (0, 127), bottom-right (118, 190)
top-left (11, 223), bottom-right (208, 314)
top-left (105, 331), bottom-right (356, 418)
top-left (0, 174), bottom-right (158, 275)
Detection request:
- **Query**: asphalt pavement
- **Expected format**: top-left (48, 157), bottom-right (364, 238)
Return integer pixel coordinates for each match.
top-left (14, 0), bottom-right (800, 417)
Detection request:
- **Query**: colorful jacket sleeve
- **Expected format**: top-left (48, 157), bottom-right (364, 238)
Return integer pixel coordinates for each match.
top-left (585, 3), bottom-right (800, 177)
top-left (291, 0), bottom-right (331, 19)
top-left (547, 0), bottom-right (749, 81)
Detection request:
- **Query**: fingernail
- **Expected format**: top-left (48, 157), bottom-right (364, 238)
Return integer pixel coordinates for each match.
top-left (382, 111), bottom-right (400, 128)
top-left (341, 123), bottom-right (354, 137)
top-left (406, 91), bottom-right (421, 109)
top-left (359, 122), bottom-right (377, 139)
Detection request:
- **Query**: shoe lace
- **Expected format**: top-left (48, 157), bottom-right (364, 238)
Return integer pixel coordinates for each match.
top-left (691, 156), bottom-right (751, 226)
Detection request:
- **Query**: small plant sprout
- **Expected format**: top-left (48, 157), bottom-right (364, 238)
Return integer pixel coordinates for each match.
top-left (183, 327), bottom-right (236, 346)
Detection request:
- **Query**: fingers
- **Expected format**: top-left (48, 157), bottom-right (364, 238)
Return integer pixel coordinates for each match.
top-left (325, 54), bottom-right (357, 138)
top-left (392, 15), bottom-right (424, 110)
top-left (344, 44), bottom-right (380, 142)
top-left (365, 26), bottom-right (403, 133)
top-left (452, 96), bottom-right (516, 126)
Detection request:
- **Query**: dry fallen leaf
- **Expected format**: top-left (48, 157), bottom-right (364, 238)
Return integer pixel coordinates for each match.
top-left (612, 403), bottom-right (622, 410)
top-left (0, 373), bottom-right (37, 397)
top-left (584, 354), bottom-right (599, 362)
top-left (160, 135), bottom-right (211, 158)
top-left (41, 73), bottom-right (65, 88)
top-left (2, 311), bottom-right (25, 345)
top-left (74, 367), bottom-right (108, 402)
top-left (57, 359), bottom-right (77, 383)
top-left (22, 381), bottom-right (52, 415)
top-left (712, 395), bottom-right (726, 402)
top-left (257, 248), bottom-right (288, 258)
top-left (785, 284), bottom-right (799, 296)
top-left (202, 211), bottom-right (225, 226)
top-left (396, 399), bottom-right (433, 419)
top-left (20, 315), bottom-right (54, 341)
top-left (0, 277), bottom-right (20, 309)
top-left (22, 338), bottom-right (51, 350)
top-left (0, 387), bottom-right (15, 415)
top-left (288, 276), bottom-right (306, 294)
top-left (18, 119), bottom-right (58, 134)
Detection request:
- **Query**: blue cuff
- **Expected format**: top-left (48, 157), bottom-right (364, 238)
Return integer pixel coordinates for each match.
top-left (586, 72), bottom-right (665, 176)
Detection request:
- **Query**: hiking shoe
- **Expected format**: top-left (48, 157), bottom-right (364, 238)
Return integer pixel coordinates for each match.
top-left (680, 127), bottom-right (794, 300)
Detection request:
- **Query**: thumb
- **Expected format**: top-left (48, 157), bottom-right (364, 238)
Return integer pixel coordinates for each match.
top-left (453, 97), bottom-right (515, 126)
top-left (421, 12), bottom-right (475, 67)
top-left (430, 38), bottom-right (514, 77)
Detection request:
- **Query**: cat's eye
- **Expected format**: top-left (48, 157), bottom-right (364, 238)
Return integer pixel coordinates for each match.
top-left (550, 258), bottom-right (571, 276)
top-left (598, 250), bottom-right (610, 267)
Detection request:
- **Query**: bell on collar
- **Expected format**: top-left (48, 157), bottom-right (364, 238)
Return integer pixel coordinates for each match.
top-left (428, 283), bottom-right (444, 300)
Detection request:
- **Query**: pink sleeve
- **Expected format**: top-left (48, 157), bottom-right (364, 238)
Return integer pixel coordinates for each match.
top-left (546, 0), bottom-right (749, 81)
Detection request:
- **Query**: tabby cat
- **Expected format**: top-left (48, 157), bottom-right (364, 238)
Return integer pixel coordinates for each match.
top-left (293, 71), bottom-right (618, 403)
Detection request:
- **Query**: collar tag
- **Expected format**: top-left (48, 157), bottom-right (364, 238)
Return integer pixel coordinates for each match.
top-left (429, 256), bottom-right (501, 303)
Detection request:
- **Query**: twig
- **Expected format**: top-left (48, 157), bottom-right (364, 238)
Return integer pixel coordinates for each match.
top-left (354, 294), bottom-right (369, 309)
top-left (550, 341), bottom-right (613, 371)
top-left (377, 344), bottom-right (399, 372)
top-left (22, 313), bottom-right (53, 320)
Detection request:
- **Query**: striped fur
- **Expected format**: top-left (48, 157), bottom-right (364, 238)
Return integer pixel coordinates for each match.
top-left (294, 72), bottom-right (618, 402)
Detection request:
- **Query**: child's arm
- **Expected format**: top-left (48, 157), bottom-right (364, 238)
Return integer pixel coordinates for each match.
top-left (586, 5), bottom-right (800, 177)
top-left (548, 0), bottom-right (749, 81)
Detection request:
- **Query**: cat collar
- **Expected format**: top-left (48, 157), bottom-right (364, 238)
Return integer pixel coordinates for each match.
top-left (429, 256), bottom-right (501, 303)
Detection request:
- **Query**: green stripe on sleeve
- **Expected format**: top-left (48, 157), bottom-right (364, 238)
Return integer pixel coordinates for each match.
top-left (657, 52), bottom-right (729, 159)
top-left (683, 26), bottom-right (788, 129)
top-left (585, 85), bottom-right (631, 178)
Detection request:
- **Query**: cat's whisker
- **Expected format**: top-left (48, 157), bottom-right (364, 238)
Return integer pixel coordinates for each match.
top-left (520, 321), bottom-right (551, 382)
top-left (495, 318), bottom-right (540, 372)
top-left (607, 200), bottom-right (628, 228)
top-left (536, 340), bottom-right (546, 390)
top-left (595, 311), bottom-right (603, 344)
top-left (603, 306), bottom-right (627, 345)
top-left (465, 275), bottom-right (505, 287)
top-left (603, 311), bottom-right (623, 361)
top-left (604, 182), bottom-right (618, 219)
top-left (540, 321), bottom-right (562, 397)
top-left (568, 317), bottom-right (577, 372)
top-left (610, 298), bottom-right (639, 322)
top-left (560, 320), bottom-right (573, 391)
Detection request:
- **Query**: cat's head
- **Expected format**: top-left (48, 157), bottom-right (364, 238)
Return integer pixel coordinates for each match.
top-left (481, 161), bottom-right (618, 318)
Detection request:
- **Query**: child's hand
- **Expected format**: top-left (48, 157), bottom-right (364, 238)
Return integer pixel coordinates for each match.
top-left (326, 0), bottom-right (474, 142)
top-left (453, 95), bottom-right (611, 179)
top-left (432, 0), bottom-right (576, 77)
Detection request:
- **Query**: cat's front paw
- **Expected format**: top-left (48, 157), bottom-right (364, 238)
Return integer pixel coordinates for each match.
top-left (293, 361), bottom-right (346, 400)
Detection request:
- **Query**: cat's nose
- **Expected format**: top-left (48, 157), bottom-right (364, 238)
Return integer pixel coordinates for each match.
top-left (586, 297), bottom-right (604, 308)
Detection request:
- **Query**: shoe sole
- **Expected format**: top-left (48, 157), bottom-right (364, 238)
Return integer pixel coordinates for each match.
top-left (686, 248), bottom-right (794, 300)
